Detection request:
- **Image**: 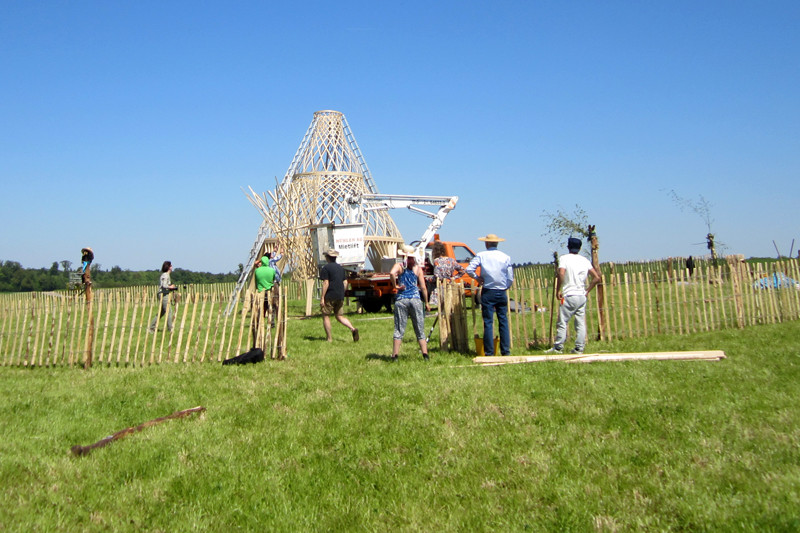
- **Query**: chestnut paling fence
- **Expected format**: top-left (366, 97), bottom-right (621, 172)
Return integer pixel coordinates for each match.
top-left (1, 258), bottom-right (799, 366)
top-left (0, 282), bottom-right (306, 367)
top-left (508, 258), bottom-right (800, 348)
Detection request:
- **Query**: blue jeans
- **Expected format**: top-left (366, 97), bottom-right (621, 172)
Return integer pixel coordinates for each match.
top-left (481, 289), bottom-right (510, 355)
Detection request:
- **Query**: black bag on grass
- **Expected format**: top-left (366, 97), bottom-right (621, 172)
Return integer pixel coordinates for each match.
top-left (222, 348), bottom-right (265, 366)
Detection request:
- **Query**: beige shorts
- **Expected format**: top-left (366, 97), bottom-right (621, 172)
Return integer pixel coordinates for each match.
top-left (321, 299), bottom-right (344, 316)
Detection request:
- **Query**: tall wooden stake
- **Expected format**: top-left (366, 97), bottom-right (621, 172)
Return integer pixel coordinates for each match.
top-left (83, 268), bottom-right (94, 369)
top-left (588, 225), bottom-right (606, 341)
top-left (547, 251), bottom-right (558, 344)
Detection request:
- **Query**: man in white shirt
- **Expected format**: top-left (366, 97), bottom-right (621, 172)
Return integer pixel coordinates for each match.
top-left (546, 237), bottom-right (601, 354)
top-left (467, 233), bottom-right (514, 356)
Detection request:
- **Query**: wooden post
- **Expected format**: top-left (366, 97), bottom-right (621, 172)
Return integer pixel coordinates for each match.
top-left (623, 272), bottom-right (633, 338)
top-left (519, 287), bottom-right (529, 348)
top-left (714, 263), bottom-right (726, 329)
top-left (32, 294), bottom-right (43, 366)
top-left (83, 267), bottom-right (94, 369)
top-left (457, 284), bottom-right (469, 353)
top-left (175, 292), bottom-right (191, 363)
top-left (607, 266), bottom-right (617, 340)
top-left (789, 260), bottom-right (800, 319)
top-left (277, 284), bottom-right (288, 360)
top-left (644, 269), bottom-right (654, 337)
top-left (548, 252), bottom-right (558, 345)
top-left (679, 267), bottom-right (690, 333)
top-left (588, 225), bottom-right (606, 341)
top-left (507, 290), bottom-right (513, 351)
top-left (98, 292), bottom-right (110, 364)
top-left (730, 261), bottom-right (745, 328)
top-left (697, 264), bottom-right (710, 331)
top-left (637, 271), bottom-right (646, 336)
top-left (305, 278), bottom-right (315, 317)
top-left (528, 287), bottom-right (537, 347)
top-left (53, 297), bottom-right (65, 366)
top-left (439, 280), bottom-right (451, 351)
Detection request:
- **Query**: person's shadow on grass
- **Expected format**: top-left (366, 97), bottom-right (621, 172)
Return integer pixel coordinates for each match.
top-left (366, 353), bottom-right (395, 363)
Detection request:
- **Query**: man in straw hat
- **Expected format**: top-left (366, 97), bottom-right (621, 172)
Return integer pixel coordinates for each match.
top-left (545, 237), bottom-right (601, 354)
top-left (319, 248), bottom-right (359, 343)
top-left (389, 244), bottom-right (430, 361)
top-left (466, 234), bottom-right (514, 356)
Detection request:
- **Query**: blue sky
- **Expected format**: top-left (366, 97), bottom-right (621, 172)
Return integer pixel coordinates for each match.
top-left (2, 1), bottom-right (798, 273)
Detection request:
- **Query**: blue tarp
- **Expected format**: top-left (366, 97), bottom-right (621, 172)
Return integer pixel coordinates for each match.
top-left (753, 272), bottom-right (799, 289)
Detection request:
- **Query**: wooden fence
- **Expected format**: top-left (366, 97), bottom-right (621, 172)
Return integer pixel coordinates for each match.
top-left (0, 281), bottom-right (308, 368)
top-left (1, 259), bottom-right (799, 366)
top-left (509, 258), bottom-right (800, 348)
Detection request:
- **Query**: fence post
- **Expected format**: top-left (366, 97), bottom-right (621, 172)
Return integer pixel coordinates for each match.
top-left (84, 268), bottom-right (94, 369)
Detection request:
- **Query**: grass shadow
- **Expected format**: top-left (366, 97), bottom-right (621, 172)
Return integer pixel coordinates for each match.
top-left (365, 353), bottom-right (394, 363)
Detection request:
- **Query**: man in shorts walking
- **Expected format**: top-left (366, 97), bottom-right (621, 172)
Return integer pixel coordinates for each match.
top-left (319, 249), bottom-right (359, 342)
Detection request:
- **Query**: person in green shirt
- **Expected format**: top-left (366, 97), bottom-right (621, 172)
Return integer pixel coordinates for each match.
top-left (254, 256), bottom-right (276, 292)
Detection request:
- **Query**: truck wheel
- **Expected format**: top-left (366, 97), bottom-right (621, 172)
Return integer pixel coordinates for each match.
top-left (360, 298), bottom-right (384, 313)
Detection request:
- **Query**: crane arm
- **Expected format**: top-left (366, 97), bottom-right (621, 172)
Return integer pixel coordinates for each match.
top-left (346, 193), bottom-right (459, 258)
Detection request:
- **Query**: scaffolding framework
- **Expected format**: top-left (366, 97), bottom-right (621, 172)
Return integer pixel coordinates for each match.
top-left (228, 110), bottom-right (403, 312)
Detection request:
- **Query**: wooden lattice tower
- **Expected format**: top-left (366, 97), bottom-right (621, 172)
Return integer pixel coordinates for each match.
top-left (229, 110), bottom-right (404, 311)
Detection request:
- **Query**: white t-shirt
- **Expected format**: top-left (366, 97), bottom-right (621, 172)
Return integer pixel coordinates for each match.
top-left (558, 253), bottom-right (593, 297)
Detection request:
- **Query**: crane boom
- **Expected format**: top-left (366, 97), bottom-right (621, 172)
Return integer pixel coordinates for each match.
top-left (346, 193), bottom-right (459, 261)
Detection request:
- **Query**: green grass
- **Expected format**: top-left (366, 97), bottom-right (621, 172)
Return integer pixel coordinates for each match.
top-left (2, 308), bottom-right (800, 532)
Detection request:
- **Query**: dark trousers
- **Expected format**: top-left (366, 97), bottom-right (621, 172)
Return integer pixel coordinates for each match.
top-left (481, 288), bottom-right (510, 356)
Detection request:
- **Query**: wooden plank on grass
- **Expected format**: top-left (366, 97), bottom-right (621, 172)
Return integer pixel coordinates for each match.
top-left (566, 350), bottom-right (726, 363)
top-left (474, 350), bottom-right (726, 365)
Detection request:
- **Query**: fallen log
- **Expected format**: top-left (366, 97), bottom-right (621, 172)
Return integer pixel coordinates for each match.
top-left (71, 406), bottom-right (206, 457)
top-left (473, 350), bottom-right (726, 366)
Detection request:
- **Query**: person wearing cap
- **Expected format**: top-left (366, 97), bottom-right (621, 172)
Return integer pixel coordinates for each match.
top-left (389, 244), bottom-right (430, 361)
top-left (466, 234), bottom-right (514, 356)
top-left (546, 237), bottom-right (601, 355)
top-left (319, 248), bottom-right (359, 342)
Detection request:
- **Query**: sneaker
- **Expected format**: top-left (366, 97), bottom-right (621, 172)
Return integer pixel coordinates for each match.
top-left (544, 347), bottom-right (563, 354)
top-left (391, 354), bottom-right (398, 362)
top-left (423, 353), bottom-right (430, 361)
top-left (352, 328), bottom-right (359, 342)
top-left (570, 348), bottom-right (584, 354)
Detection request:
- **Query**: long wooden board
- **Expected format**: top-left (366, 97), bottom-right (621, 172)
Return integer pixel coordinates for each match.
top-left (473, 350), bottom-right (726, 366)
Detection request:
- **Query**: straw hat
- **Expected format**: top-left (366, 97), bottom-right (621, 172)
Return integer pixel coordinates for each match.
top-left (478, 233), bottom-right (505, 242)
top-left (397, 244), bottom-right (416, 256)
top-left (324, 248), bottom-right (339, 257)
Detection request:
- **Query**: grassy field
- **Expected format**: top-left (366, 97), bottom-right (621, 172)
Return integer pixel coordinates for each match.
top-left (1, 305), bottom-right (799, 532)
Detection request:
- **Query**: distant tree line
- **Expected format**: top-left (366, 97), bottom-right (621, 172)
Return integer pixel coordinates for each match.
top-left (0, 260), bottom-right (238, 293)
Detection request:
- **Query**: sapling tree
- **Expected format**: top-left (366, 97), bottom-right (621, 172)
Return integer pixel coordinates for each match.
top-left (540, 204), bottom-right (591, 259)
top-left (540, 204), bottom-right (607, 340)
top-left (667, 190), bottom-right (721, 261)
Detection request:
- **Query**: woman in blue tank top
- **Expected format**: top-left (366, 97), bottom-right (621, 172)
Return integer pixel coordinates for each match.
top-left (389, 245), bottom-right (431, 360)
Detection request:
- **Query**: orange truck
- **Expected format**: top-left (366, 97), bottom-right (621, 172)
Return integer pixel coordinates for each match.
top-left (346, 237), bottom-right (479, 312)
